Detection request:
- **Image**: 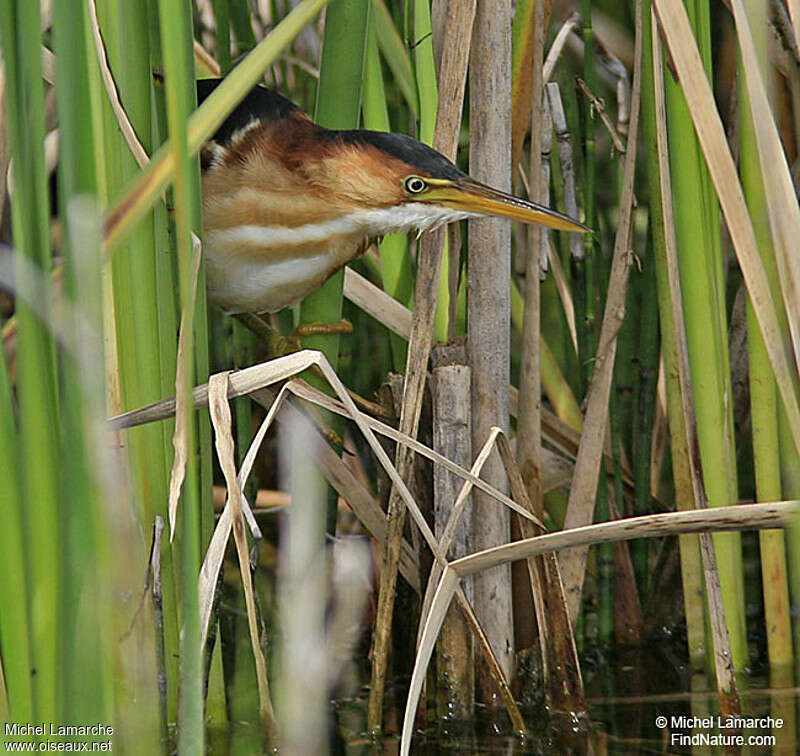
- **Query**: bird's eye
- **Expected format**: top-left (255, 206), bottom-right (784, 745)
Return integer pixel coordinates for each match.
top-left (404, 176), bottom-right (428, 194)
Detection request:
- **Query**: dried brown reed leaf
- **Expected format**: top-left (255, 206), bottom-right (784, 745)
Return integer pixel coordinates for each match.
top-left (111, 366), bottom-right (428, 594)
top-left (543, 13), bottom-right (581, 84)
top-left (288, 381), bottom-right (541, 525)
top-left (199, 386), bottom-right (281, 648)
top-left (455, 501), bottom-right (798, 577)
top-left (247, 386), bottom-right (421, 593)
top-left (193, 40), bottom-right (220, 77)
top-left (88, 0), bottom-right (149, 168)
top-left (401, 500), bottom-right (798, 755)
top-left (167, 234), bottom-right (201, 539)
top-left (343, 267), bottom-right (412, 339)
top-left (576, 77), bottom-right (628, 154)
top-left (730, 0), bottom-right (800, 375)
top-left (653, 0), bottom-right (800, 457)
top-left (208, 373), bottom-right (275, 736)
top-left (112, 347), bottom-right (545, 734)
top-left (401, 566), bottom-right (460, 756)
top-left (787, 0), bottom-right (800, 52)
top-left (418, 427), bottom-right (503, 644)
top-left (117, 349), bottom-right (457, 561)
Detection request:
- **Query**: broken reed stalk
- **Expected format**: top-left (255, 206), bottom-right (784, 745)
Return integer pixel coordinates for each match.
top-left (495, 434), bottom-right (585, 712)
top-left (468, 0), bottom-right (515, 695)
top-left (431, 345), bottom-right (474, 718)
top-left (546, 82), bottom-right (583, 269)
top-left (366, 0), bottom-right (475, 732)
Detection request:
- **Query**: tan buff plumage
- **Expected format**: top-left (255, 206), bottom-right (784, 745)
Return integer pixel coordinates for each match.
top-left (198, 80), bottom-right (588, 313)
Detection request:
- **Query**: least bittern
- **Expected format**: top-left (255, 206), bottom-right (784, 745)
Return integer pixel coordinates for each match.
top-left (197, 79), bottom-right (587, 314)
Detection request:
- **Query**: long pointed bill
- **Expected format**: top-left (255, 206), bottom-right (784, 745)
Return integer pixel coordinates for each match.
top-left (424, 177), bottom-right (590, 233)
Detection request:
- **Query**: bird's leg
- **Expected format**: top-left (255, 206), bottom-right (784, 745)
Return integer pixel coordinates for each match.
top-left (231, 313), bottom-right (395, 421)
top-left (232, 312), bottom-right (279, 347)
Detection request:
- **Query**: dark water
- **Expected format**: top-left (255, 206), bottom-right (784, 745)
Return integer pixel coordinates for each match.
top-left (325, 637), bottom-right (799, 755)
top-left (209, 535), bottom-right (799, 753)
top-left (207, 637), bottom-right (799, 754)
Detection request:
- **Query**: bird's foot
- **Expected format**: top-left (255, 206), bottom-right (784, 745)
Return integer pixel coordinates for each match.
top-left (274, 318), bottom-right (354, 355)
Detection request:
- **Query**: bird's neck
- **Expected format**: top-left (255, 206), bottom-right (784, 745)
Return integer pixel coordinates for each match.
top-left (203, 201), bottom-right (474, 255)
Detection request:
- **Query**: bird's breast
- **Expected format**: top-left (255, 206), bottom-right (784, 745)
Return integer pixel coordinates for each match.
top-left (201, 171), bottom-right (472, 313)
top-left (203, 231), bottom-right (368, 314)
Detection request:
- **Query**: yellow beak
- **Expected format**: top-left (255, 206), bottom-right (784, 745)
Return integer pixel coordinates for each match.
top-left (424, 178), bottom-right (589, 233)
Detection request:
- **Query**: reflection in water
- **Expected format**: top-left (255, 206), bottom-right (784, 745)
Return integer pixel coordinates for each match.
top-left (322, 637), bottom-right (799, 754)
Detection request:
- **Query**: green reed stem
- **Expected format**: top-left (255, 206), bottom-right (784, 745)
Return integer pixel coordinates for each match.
top-left (0, 0), bottom-right (61, 725)
top-left (411, 0), bottom-right (450, 342)
top-left (299, 0), bottom-right (370, 370)
top-left (212, 0), bottom-right (232, 73)
top-left (632, 233), bottom-right (659, 593)
top-left (739, 0), bottom-right (793, 669)
top-left (665, 0), bottom-right (746, 669)
top-left (641, 0), bottom-right (707, 668)
top-left (158, 0), bottom-right (206, 748)
top-left (371, 0), bottom-right (417, 116)
top-left (0, 313), bottom-right (33, 724)
top-left (363, 12), bottom-right (412, 369)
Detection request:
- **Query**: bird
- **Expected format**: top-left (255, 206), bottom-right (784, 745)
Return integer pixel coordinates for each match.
top-left (197, 78), bottom-right (588, 315)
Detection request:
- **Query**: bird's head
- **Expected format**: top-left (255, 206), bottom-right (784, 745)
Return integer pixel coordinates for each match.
top-left (310, 129), bottom-right (589, 236)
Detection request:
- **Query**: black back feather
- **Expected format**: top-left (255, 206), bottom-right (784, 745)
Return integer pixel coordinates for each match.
top-left (196, 78), bottom-right (299, 148)
top-left (197, 79), bottom-right (465, 180)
